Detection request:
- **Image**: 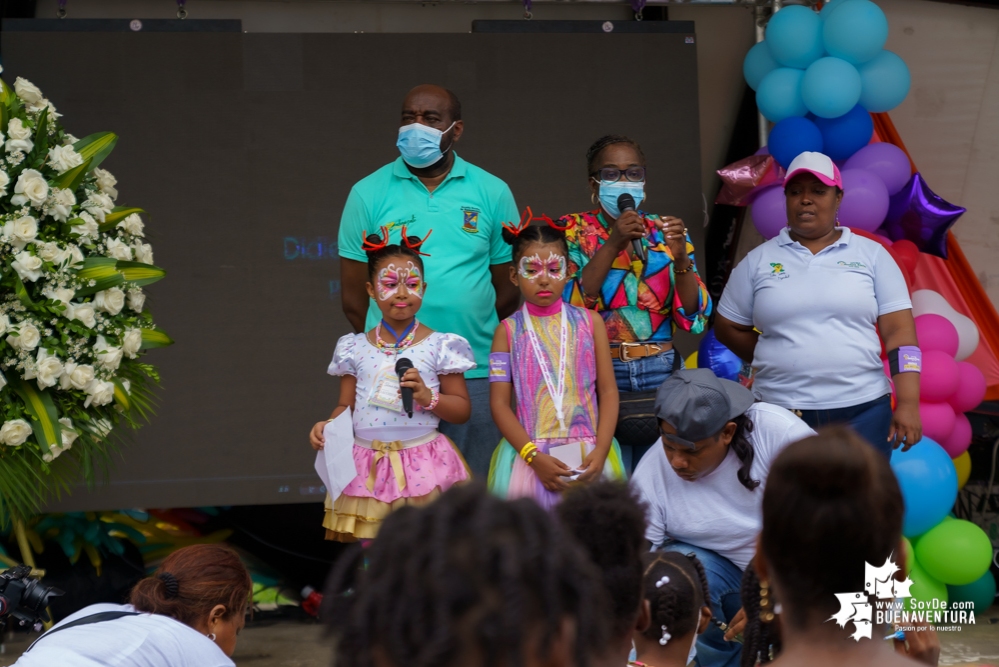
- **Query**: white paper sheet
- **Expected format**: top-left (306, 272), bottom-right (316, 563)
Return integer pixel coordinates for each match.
top-left (548, 442), bottom-right (585, 471)
top-left (314, 409), bottom-right (358, 501)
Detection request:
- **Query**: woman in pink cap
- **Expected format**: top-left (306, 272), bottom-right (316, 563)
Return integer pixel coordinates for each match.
top-left (714, 151), bottom-right (921, 457)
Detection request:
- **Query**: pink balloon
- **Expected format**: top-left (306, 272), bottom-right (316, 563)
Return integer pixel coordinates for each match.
top-left (914, 314), bottom-right (960, 357)
top-left (750, 185), bottom-right (787, 240)
top-left (921, 351), bottom-right (960, 403)
top-left (920, 401), bottom-right (957, 444)
top-left (949, 361), bottom-right (987, 413)
top-left (942, 412), bottom-right (972, 457)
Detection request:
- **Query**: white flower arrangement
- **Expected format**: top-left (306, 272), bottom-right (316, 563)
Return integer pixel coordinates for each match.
top-left (0, 74), bottom-right (172, 519)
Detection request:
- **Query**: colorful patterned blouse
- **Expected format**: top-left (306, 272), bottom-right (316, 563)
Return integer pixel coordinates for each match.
top-left (561, 210), bottom-right (712, 343)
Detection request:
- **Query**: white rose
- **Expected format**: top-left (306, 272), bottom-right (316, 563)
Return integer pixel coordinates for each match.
top-left (13, 78), bottom-right (43, 105)
top-left (122, 328), bottom-right (142, 359)
top-left (72, 211), bottom-right (99, 241)
top-left (11, 169), bottom-right (48, 208)
top-left (46, 145), bottom-right (83, 174)
top-left (59, 361), bottom-right (95, 391)
top-left (118, 213), bottom-right (144, 237)
top-left (42, 285), bottom-right (74, 306)
top-left (84, 379), bottom-right (115, 408)
top-left (0, 419), bottom-right (32, 447)
top-left (3, 215), bottom-right (37, 250)
top-left (32, 348), bottom-right (64, 390)
top-left (0, 314), bottom-right (9, 336)
top-left (7, 322), bottom-right (40, 351)
top-left (47, 188), bottom-right (77, 223)
top-left (105, 237), bottom-right (133, 262)
top-left (65, 302), bottom-right (96, 329)
top-left (127, 288), bottom-right (146, 313)
top-left (62, 134), bottom-right (78, 146)
top-left (65, 244), bottom-right (85, 268)
top-left (59, 418), bottom-right (78, 447)
top-left (83, 192), bottom-right (114, 221)
top-left (94, 335), bottom-right (123, 371)
top-left (5, 118), bottom-right (33, 154)
top-left (92, 418), bottom-right (113, 438)
top-left (133, 242), bottom-right (153, 265)
top-left (37, 241), bottom-right (69, 267)
top-left (0, 170), bottom-right (9, 197)
top-left (12, 251), bottom-right (43, 282)
top-left (0, 369), bottom-right (7, 391)
top-left (93, 287), bottom-right (125, 315)
top-left (94, 168), bottom-right (118, 201)
top-left (34, 99), bottom-right (61, 118)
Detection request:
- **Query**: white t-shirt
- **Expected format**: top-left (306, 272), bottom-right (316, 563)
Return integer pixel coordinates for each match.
top-left (631, 402), bottom-right (815, 570)
top-left (13, 603), bottom-right (235, 667)
top-left (718, 227), bottom-right (911, 410)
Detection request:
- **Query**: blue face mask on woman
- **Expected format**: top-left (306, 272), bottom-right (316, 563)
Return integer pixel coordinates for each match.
top-left (597, 180), bottom-right (645, 218)
top-left (396, 121), bottom-right (456, 169)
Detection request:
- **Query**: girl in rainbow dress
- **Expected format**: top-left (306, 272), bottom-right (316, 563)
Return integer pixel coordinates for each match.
top-left (488, 209), bottom-right (625, 509)
top-left (309, 228), bottom-right (474, 541)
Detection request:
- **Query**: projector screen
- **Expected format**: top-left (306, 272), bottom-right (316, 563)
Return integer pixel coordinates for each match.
top-left (1, 26), bottom-right (702, 511)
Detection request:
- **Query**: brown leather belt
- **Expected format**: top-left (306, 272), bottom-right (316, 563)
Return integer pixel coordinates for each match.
top-left (610, 342), bottom-right (671, 362)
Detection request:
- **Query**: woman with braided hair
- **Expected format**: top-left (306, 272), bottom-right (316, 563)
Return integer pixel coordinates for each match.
top-left (14, 544), bottom-right (251, 666)
top-left (323, 482), bottom-right (612, 667)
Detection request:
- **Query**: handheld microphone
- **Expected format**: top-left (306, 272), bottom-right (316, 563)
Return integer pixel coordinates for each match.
top-left (617, 193), bottom-right (645, 263)
top-left (395, 357), bottom-right (415, 418)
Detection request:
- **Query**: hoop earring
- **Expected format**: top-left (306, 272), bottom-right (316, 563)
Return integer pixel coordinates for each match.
top-left (207, 632), bottom-right (217, 642)
top-left (591, 192), bottom-right (597, 207)
top-left (760, 580), bottom-right (775, 623)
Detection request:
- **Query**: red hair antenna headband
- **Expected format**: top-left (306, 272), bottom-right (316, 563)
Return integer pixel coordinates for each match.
top-left (360, 226), bottom-right (433, 257)
top-left (501, 207), bottom-right (567, 236)
top-left (400, 225), bottom-right (432, 257)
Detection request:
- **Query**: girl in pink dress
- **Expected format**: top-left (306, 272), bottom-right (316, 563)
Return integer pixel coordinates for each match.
top-left (309, 228), bottom-right (473, 541)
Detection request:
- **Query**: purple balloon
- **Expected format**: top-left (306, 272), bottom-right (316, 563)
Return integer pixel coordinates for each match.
top-left (751, 184), bottom-right (787, 240)
top-left (755, 145), bottom-right (770, 156)
top-left (845, 143), bottom-right (913, 195)
top-left (839, 168), bottom-right (890, 232)
top-left (883, 172), bottom-right (966, 258)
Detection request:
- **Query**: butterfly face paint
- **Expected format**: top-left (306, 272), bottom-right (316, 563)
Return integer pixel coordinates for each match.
top-left (518, 252), bottom-right (566, 282)
top-left (376, 261), bottom-right (424, 301)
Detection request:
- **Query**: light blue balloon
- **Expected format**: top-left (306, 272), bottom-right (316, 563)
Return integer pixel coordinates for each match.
top-left (819, 0), bottom-right (854, 18)
top-left (802, 57), bottom-right (862, 118)
top-left (756, 67), bottom-right (808, 123)
top-left (765, 5), bottom-right (824, 70)
top-left (744, 41), bottom-right (779, 91)
top-left (858, 50), bottom-right (912, 112)
top-left (890, 438), bottom-right (959, 538)
top-left (823, 0), bottom-right (889, 65)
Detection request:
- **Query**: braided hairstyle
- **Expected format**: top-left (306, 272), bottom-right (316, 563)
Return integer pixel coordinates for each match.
top-left (362, 227), bottom-right (429, 281)
top-left (639, 551), bottom-right (710, 644)
top-left (324, 483), bottom-right (611, 667)
top-left (501, 217), bottom-right (569, 264)
top-left (556, 481), bottom-right (647, 639)
top-left (729, 414), bottom-right (760, 491)
top-left (740, 562), bottom-right (781, 667)
top-left (586, 134), bottom-right (646, 176)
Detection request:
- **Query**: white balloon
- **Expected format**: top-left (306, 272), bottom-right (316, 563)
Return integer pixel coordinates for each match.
top-left (909, 289), bottom-right (980, 360)
top-left (911, 290), bottom-right (953, 318)
top-left (952, 311), bottom-right (980, 360)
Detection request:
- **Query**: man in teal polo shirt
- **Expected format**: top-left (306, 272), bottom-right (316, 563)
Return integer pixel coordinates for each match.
top-left (338, 84), bottom-right (520, 476)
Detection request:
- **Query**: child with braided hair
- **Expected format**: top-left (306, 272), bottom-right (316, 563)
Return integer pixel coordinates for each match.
top-left (632, 551), bottom-right (713, 667)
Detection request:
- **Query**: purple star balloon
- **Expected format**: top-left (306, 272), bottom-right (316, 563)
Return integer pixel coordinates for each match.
top-left (882, 172), bottom-right (966, 258)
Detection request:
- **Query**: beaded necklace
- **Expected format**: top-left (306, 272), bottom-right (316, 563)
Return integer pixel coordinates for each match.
top-left (375, 318), bottom-right (419, 353)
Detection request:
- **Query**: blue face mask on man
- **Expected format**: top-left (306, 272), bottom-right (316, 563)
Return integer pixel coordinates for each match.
top-left (396, 121), bottom-right (456, 169)
top-left (597, 180), bottom-right (645, 218)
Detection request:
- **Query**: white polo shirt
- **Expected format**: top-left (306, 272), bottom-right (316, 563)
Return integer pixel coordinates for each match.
top-left (718, 227), bottom-right (911, 410)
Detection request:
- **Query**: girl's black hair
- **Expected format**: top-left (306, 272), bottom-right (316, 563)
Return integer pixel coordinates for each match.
top-left (740, 561), bottom-right (781, 667)
top-left (323, 482), bottom-right (611, 667)
top-left (586, 134), bottom-right (647, 175)
top-left (761, 426), bottom-right (904, 629)
top-left (639, 551), bottom-right (711, 644)
top-left (362, 229), bottom-right (428, 281)
top-left (501, 222), bottom-right (569, 264)
top-left (556, 481), bottom-right (647, 639)
top-left (730, 414), bottom-right (760, 492)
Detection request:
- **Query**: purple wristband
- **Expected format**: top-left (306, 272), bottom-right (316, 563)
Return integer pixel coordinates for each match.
top-left (489, 352), bottom-right (511, 383)
top-left (898, 346), bottom-right (921, 373)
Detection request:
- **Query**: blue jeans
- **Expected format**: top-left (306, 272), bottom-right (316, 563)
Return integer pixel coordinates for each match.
top-left (795, 394), bottom-right (893, 459)
top-left (439, 378), bottom-right (501, 479)
top-left (614, 350), bottom-right (682, 471)
top-left (658, 540), bottom-right (743, 667)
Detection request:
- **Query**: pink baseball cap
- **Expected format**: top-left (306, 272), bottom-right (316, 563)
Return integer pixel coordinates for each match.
top-left (783, 151), bottom-right (843, 189)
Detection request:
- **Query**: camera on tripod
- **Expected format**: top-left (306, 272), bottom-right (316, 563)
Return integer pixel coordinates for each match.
top-left (0, 565), bottom-right (62, 630)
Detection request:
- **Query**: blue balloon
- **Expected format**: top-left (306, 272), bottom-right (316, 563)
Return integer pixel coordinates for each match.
top-left (812, 105), bottom-right (873, 161)
top-left (858, 50), bottom-right (912, 113)
top-left (823, 0), bottom-right (889, 65)
top-left (768, 117), bottom-right (824, 169)
top-left (819, 0), bottom-right (855, 18)
top-left (744, 41), bottom-right (779, 91)
top-left (802, 57), bottom-right (862, 119)
top-left (757, 68), bottom-right (808, 123)
top-left (765, 5), bottom-right (824, 70)
top-left (890, 438), bottom-right (959, 538)
top-left (698, 330), bottom-right (743, 383)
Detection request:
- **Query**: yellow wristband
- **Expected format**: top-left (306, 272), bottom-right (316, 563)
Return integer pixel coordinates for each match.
top-left (519, 441), bottom-right (537, 460)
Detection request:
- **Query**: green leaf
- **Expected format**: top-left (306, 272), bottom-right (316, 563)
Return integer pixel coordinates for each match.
top-left (12, 274), bottom-right (35, 307)
top-left (98, 207), bottom-right (145, 233)
top-left (54, 156), bottom-right (93, 192)
top-left (25, 107), bottom-right (49, 168)
top-left (113, 380), bottom-right (130, 411)
top-left (140, 327), bottom-right (173, 349)
top-left (72, 132), bottom-right (117, 173)
top-left (0, 78), bottom-right (13, 106)
top-left (0, 102), bottom-right (7, 136)
top-left (10, 378), bottom-right (61, 455)
top-left (74, 257), bottom-right (124, 297)
top-left (116, 261), bottom-right (165, 287)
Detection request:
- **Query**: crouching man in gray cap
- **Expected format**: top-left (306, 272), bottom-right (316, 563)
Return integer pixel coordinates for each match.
top-left (631, 368), bottom-right (814, 667)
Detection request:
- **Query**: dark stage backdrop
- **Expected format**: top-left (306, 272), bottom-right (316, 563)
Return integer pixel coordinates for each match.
top-left (1, 29), bottom-right (701, 511)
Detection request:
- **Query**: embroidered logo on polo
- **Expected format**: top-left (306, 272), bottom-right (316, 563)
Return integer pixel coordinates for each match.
top-left (837, 261), bottom-right (867, 269)
top-left (769, 262), bottom-right (789, 280)
top-left (461, 207), bottom-right (480, 234)
top-left (381, 215), bottom-right (416, 232)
